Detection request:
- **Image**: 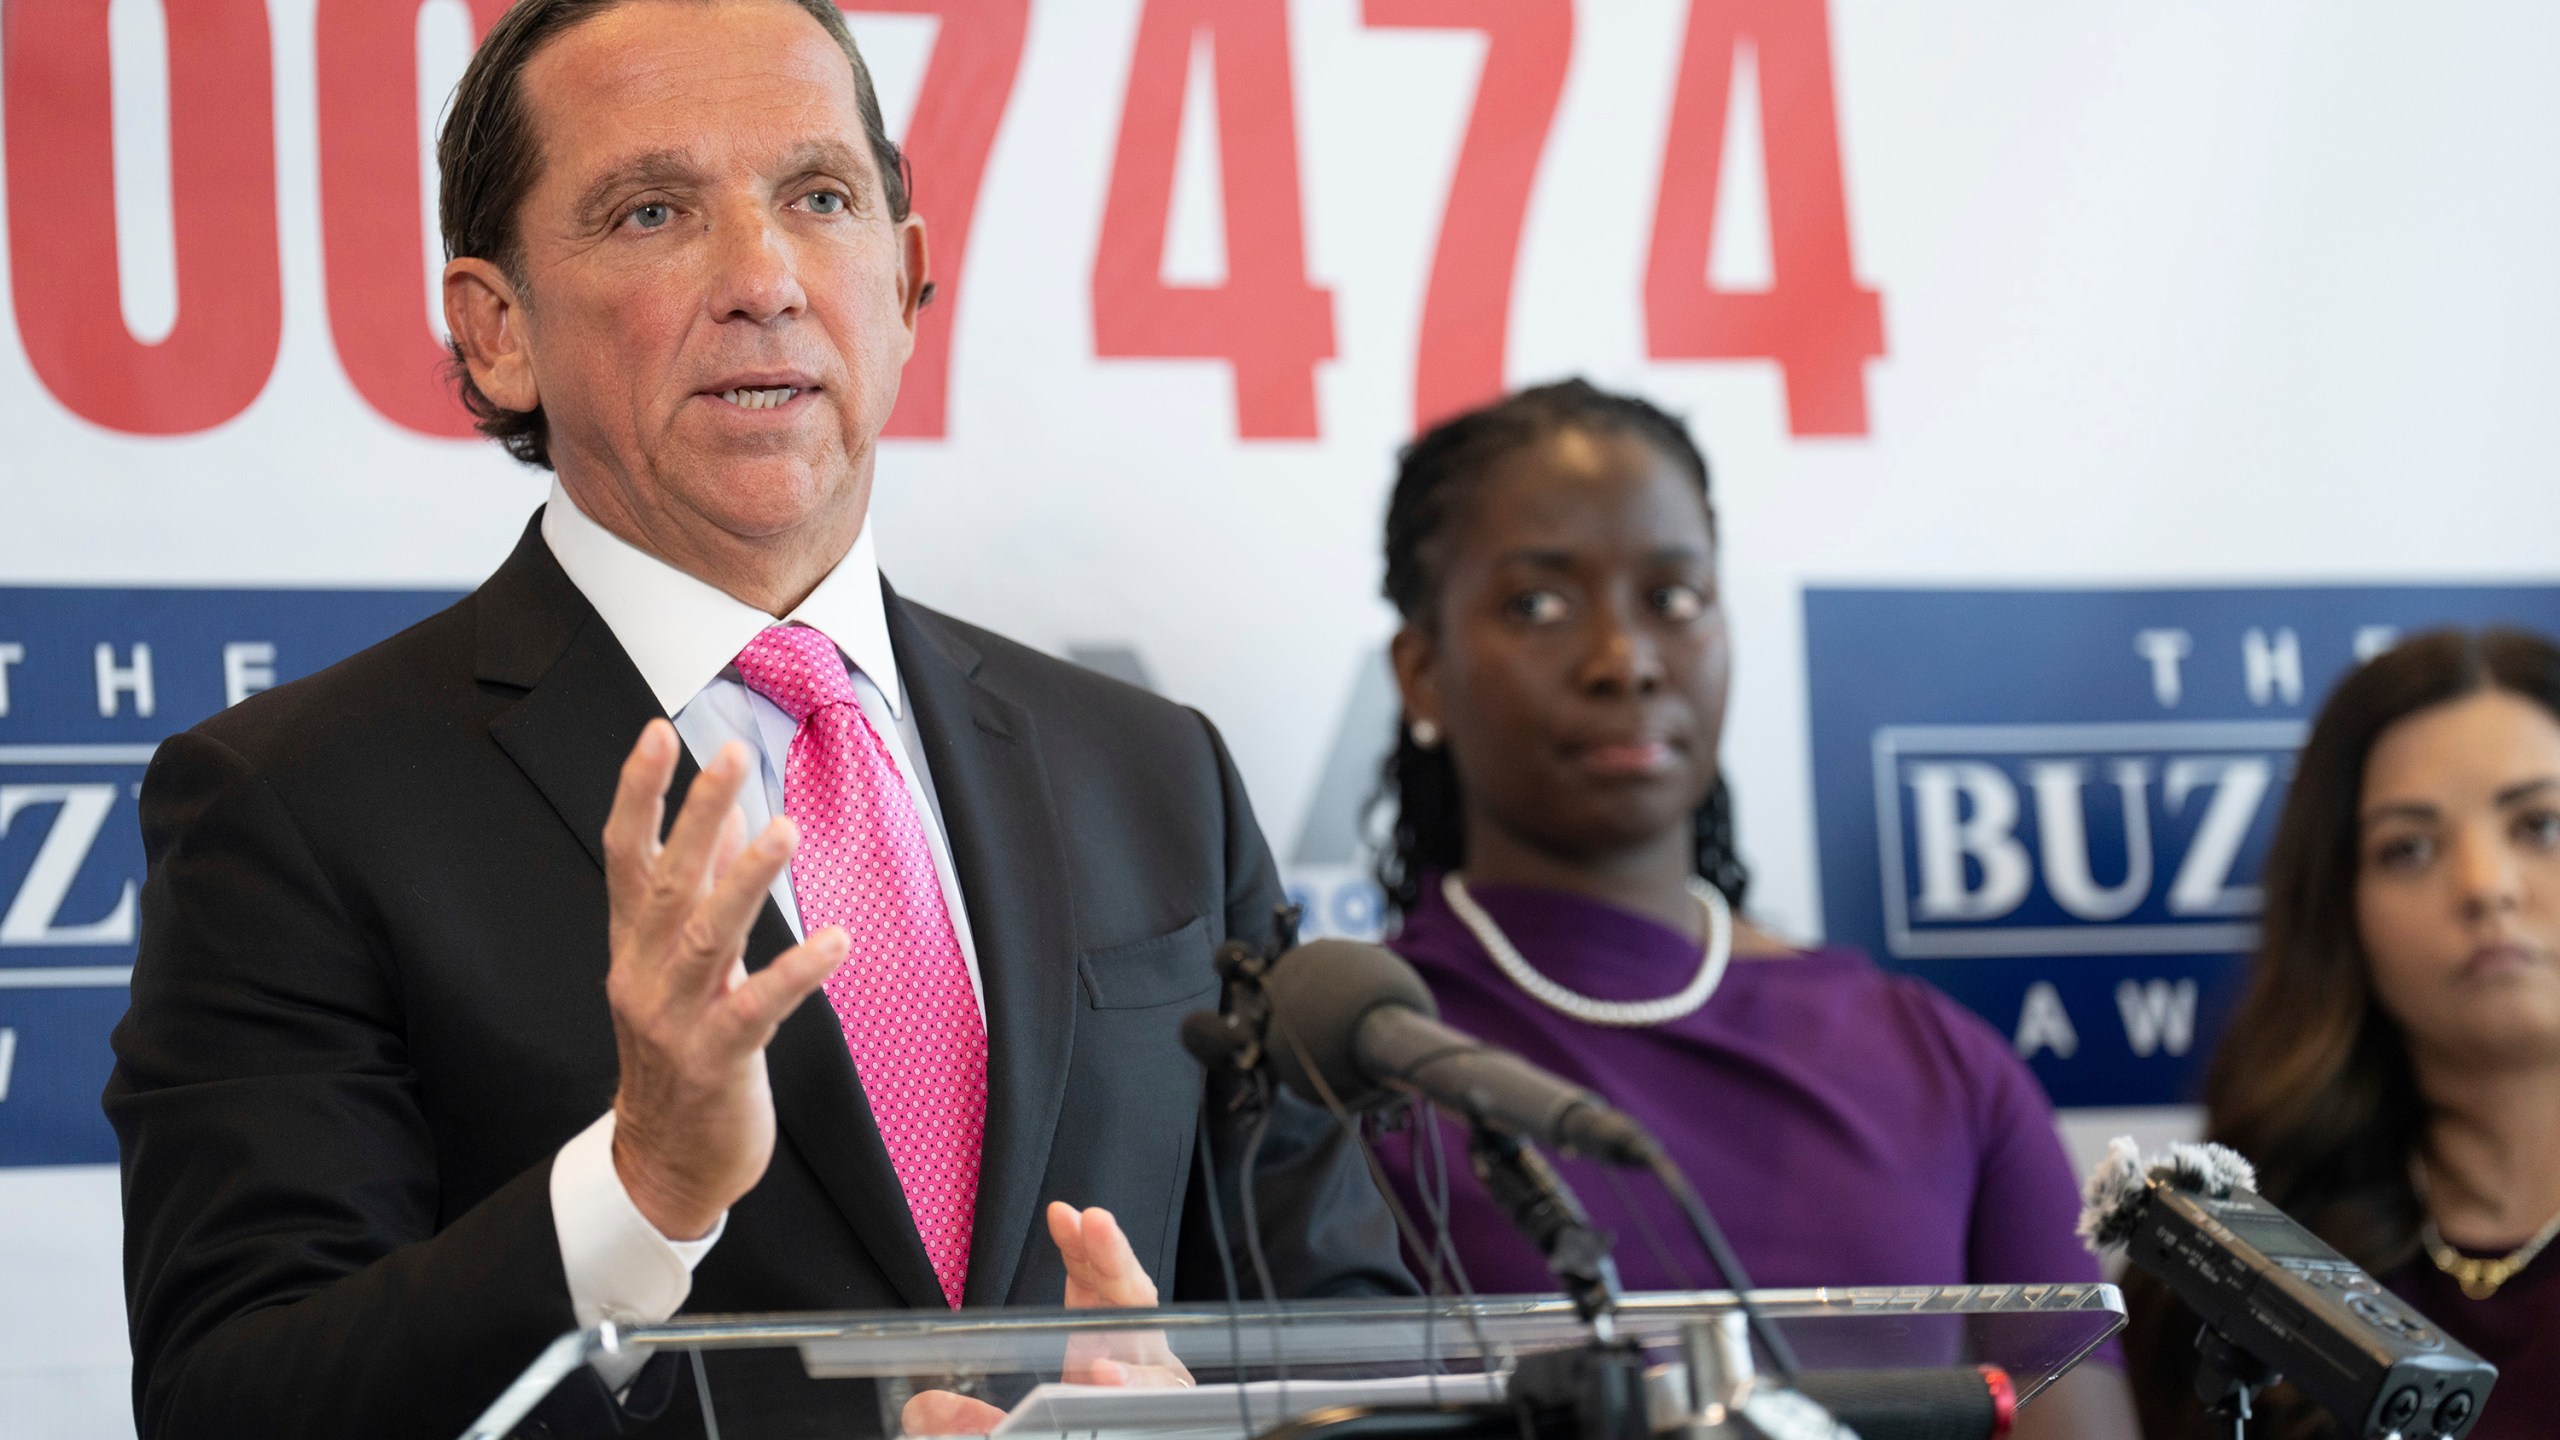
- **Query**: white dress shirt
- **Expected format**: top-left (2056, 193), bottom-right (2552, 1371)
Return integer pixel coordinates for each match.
top-left (536, 482), bottom-right (987, 1356)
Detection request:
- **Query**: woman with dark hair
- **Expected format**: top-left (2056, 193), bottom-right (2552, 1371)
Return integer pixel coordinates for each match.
top-left (2126, 629), bottom-right (2560, 1439)
top-left (1367, 379), bottom-right (2135, 1437)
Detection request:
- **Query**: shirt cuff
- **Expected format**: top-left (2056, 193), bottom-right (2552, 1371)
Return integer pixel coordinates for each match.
top-left (551, 1110), bottom-right (727, 1338)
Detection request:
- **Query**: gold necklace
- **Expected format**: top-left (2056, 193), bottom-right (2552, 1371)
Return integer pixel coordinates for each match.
top-left (2421, 1212), bottom-right (2560, 1300)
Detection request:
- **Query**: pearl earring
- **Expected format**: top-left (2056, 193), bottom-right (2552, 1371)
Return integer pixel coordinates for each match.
top-left (1409, 718), bottom-right (1441, 749)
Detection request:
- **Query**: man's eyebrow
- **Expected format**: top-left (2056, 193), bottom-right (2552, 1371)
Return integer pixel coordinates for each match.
top-left (571, 149), bottom-right (703, 229)
top-left (774, 138), bottom-right (878, 207)
top-left (775, 138), bottom-right (869, 180)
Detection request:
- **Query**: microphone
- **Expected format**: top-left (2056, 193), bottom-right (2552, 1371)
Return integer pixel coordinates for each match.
top-left (2079, 1138), bottom-right (2497, 1439)
top-left (1245, 938), bottom-right (1657, 1167)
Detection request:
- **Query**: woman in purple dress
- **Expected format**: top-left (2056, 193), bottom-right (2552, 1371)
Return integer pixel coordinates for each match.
top-left (1366, 380), bottom-right (2134, 1438)
top-left (2125, 630), bottom-right (2560, 1440)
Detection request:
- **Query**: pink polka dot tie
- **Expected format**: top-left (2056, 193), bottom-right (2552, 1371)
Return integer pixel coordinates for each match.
top-left (732, 624), bottom-right (985, 1309)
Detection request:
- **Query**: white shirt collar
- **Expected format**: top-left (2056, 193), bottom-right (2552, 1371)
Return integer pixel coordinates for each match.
top-left (539, 479), bottom-right (902, 719)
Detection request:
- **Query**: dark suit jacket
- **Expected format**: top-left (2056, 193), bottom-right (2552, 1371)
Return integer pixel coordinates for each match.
top-left (106, 516), bottom-right (1407, 1440)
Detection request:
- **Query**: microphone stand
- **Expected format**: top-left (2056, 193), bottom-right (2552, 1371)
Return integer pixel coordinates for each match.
top-left (1188, 931), bottom-right (1859, 1440)
top-left (2191, 1326), bottom-right (2274, 1440)
top-left (1467, 1128), bottom-right (1622, 1329)
top-left (1469, 1127), bottom-right (1654, 1440)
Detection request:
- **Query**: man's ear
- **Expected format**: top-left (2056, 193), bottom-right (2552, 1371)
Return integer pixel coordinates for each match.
top-left (1389, 623), bottom-right (1442, 734)
top-left (442, 258), bottom-right (539, 414)
top-left (896, 214), bottom-right (931, 338)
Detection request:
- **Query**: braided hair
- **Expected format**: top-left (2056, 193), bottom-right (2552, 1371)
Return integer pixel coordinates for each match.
top-left (1369, 378), bottom-right (1750, 920)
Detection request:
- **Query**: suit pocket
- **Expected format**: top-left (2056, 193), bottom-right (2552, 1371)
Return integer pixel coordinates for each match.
top-left (1076, 915), bottom-right (1215, 1009)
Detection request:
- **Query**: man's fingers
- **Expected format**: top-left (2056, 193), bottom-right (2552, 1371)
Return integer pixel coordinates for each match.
top-left (1053, 1203), bottom-right (1157, 1308)
top-left (687, 816), bottom-right (797, 973)
top-left (721, 927), bottom-right (847, 1034)
top-left (901, 1389), bottom-right (1007, 1436)
top-left (603, 721), bottom-right (680, 898)
top-left (711, 803), bottom-right (749, 876)
top-left (651, 741), bottom-right (753, 910)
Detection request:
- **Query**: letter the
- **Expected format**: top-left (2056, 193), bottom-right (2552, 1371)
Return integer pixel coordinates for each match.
top-left (2354, 625), bottom-right (2399, 662)
top-left (2243, 627), bottom-right (2303, 707)
top-left (223, 641), bottom-right (277, 707)
top-left (2133, 628), bottom-right (2190, 708)
top-left (1906, 761), bottom-right (2031, 921)
top-left (94, 642), bottom-right (155, 719)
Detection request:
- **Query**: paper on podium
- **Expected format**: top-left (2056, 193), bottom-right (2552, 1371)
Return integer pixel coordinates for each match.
top-left (989, 1372), bottom-right (1505, 1440)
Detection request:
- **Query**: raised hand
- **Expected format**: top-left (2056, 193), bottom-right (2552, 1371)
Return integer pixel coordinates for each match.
top-left (603, 721), bottom-right (847, 1240)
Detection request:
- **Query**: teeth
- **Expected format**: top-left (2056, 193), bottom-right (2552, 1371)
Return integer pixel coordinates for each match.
top-left (720, 386), bottom-right (799, 410)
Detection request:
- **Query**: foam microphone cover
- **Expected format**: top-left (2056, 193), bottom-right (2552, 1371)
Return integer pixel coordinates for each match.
top-left (1256, 938), bottom-right (1441, 1109)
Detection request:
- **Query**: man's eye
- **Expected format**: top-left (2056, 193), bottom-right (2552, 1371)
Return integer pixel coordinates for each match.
top-left (1508, 591), bottom-right (1569, 625)
top-left (626, 202), bottom-right (674, 231)
top-left (804, 190), bottom-right (848, 216)
top-left (1654, 584), bottom-right (1707, 622)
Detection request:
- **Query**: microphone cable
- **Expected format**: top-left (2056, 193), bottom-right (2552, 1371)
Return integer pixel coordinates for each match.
top-left (1642, 1144), bottom-right (1804, 1387)
top-left (1264, 1005), bottom-right (1499, 1378)
top-left (1193, 1105), bottom-right (1257, 1439)
top-left (1263, 948), bottom-right (1800, 1390)
top-left (1596, 1163), bottom-right (1698, 1292)
top-left (1234, 1101), bottom-right (1293, 1415)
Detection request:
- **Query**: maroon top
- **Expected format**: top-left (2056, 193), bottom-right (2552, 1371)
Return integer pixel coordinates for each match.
top-left (1373, 878), bottom-right (2115, 1369)
top-left (2382, 1242), bottom-right (2559, 1438)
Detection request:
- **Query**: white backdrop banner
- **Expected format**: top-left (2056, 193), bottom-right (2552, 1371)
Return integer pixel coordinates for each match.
top-left (4, 0), bottom-right (2558, 1429)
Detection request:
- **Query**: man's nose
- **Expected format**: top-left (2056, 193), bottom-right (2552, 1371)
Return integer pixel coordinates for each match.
top-left (706, 202), bottom-right (807, 324)
top-left (1577, 607), bottom-right (1663, 696)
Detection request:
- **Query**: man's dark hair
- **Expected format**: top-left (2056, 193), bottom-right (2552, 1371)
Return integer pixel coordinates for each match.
top-left (435, 0), bottom-right (913, 469)
top-left (1367, 378), bottom-right (1748, 919)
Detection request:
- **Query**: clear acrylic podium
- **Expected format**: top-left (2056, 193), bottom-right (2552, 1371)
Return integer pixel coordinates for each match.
top-left (463, 1284), bottom-right (2124, 1439)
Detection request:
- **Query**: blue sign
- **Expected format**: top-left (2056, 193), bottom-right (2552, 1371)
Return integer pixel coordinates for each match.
top-left (1804, 585), bottom-right (2560, 1107)
top-left (0, 587), bottom-right (461, 1165)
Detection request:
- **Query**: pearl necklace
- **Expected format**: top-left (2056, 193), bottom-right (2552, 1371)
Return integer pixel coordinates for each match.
top-left (1444, 872), bottom-right (1732, 1028)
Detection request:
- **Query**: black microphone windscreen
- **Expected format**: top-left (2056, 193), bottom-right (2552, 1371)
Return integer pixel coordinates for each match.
top-left (1256, 938), bottom-right (1439, 1108)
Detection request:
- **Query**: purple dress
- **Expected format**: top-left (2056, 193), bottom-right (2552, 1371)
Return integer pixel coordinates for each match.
top-left (2379, 1247), bottom-right (2557, 1439)
top-left (1374, 879), bottom-right (2112, 1364)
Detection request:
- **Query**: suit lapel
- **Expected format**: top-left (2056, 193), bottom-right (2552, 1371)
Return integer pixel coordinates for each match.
top-left (474, 515), bottom-right (946, 1311)
top-left (886, 590), bottom-right (1080, 1307)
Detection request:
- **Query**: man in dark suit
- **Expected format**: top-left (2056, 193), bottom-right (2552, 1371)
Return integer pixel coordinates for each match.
top-left (104, 2), bottom-right (1406, 1437)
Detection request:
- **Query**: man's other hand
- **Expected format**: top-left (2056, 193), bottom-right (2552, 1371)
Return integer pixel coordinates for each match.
top-left (1050, 1201), bottom-right (1157, 1310)
top-left (604, 721), bottom-right (847, 1241)
top-left (900, 1204), bottom-right (1190, 1435)
top-left (1051, 1202), bottom-right (1193, 1389)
